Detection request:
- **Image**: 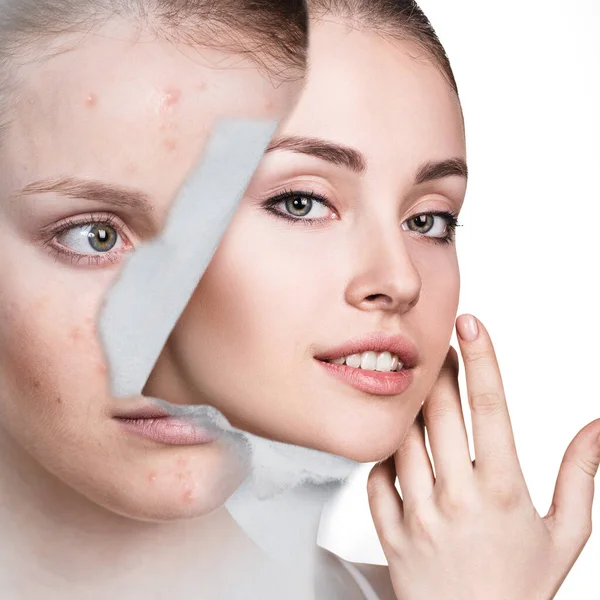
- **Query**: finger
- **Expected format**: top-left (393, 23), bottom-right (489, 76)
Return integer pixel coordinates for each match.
top-left (422, 346), bottom-right (473, 485)
top-left (367, 457), bottom-right (404, 544)
top-left (545, 418), bottom-right (600, 549)
top-left (394, 409), bottom-right (435, 507)
top-left (456, 314), bottom-right (524, 482)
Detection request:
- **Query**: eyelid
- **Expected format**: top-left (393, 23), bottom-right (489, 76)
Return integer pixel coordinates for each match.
top-left (261, 188), bottom-right (339, 221)
top-left (41, 212), bottom-right (135, 267)
top-left (51, 213), bottom-right (133, 242)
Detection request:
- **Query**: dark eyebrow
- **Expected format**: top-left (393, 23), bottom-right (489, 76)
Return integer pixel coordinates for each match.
top-left (16, 176), bottom-right (153, 213)
top-left (265, 135), bottom-right (467, 184)
top-left (415, 158), bottom-right (468, 185)
top-left (266, 135), bottom-right (367, 173)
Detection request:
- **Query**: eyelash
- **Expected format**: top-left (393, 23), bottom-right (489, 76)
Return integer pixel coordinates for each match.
top-left (262, 189), bottom-right (461, 245)
top-left (41, 213), bottom-right (132, 266)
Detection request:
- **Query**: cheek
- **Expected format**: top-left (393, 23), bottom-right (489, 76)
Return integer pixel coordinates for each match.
top-left (413, 252), bottom-right (460, 382)
top-left (0, 285), bottom-right (111, 422)
top-left (185, 227), bottom-right (319, 358)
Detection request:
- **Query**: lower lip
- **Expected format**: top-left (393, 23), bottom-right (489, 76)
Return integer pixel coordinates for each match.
top-left (116, 417), bottom-right (218, 446)
top-left (316, 360), bottom-right (414, 396)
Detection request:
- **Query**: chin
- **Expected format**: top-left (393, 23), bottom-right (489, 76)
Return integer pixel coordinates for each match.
top-left (329, 440), bottom-right (398, 464)
top-left (84, 483), bottom-right (232, 522)
top-left (327, 412), bottom-right (417, 463)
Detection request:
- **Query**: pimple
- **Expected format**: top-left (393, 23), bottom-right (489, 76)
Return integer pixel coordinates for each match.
top-left (124, 163), bottom-right (138, 176)
top-left (85, 93), bottom-right (98, 108)
top-left (148, 471), bottom-right (157, 483)
top-left (162, 87), bottom-right (181, 108)
top-left (182, 489), bottom-right (194, 504)
top-left (158, 86), bottom-right (182, 115)
top-left (96, 362), bottom-right (108, 375)
top-left (195, 81), bottom-right (207, 92)
top-left (163, 138), bottom-right (178, 152)
top-left (69, 326), bottom-right (82, 342)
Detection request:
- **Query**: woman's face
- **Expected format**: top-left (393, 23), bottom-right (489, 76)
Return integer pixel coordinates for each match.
top-left (0, 19), bottom-right (304, 519)
top-left (146, 19), bottom-right (468, 462)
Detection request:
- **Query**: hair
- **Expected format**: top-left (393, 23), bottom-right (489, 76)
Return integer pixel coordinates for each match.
top-left (0, 0), bottom-right (308, 134)
top-left (309, 0), bottom-right (459, 96)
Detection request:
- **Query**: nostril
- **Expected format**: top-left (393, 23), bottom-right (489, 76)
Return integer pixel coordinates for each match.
top-left (365, 293), bottom-right (391, 303)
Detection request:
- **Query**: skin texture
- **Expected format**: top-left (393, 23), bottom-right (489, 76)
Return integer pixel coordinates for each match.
top-left (0, 17), bottom-right (304, 523)
top-left (145, 18), bottom-right (468, 463)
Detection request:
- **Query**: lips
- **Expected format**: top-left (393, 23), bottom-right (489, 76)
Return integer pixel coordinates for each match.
top-left (114, 405), bottom-right (171, 420)
top-left (113, 402), bottom-right (218, 446)
top-left (313, 332), bottom-right (419, 368)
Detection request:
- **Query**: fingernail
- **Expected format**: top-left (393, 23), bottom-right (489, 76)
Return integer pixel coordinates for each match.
top-left (457, 314), bottom-right (479, 341)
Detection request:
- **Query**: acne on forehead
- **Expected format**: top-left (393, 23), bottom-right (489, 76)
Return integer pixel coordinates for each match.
top-left (161, 87), bottom-right (182, 109)
top-left (84, 93), bottom-right (98, 108)
top-left (157, 87), bottom-right (184, 154)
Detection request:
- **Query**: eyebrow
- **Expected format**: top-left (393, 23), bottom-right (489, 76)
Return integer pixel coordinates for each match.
top-left (16, 176), bottom-right (153, 213)
top-left (265, 135), bottom-right (468, 183)
top-left (266, 135), bottom-right (366, 173)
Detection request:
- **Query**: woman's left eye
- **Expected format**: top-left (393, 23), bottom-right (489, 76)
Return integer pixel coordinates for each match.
top-left (402, 212), bottom-right (457, 239)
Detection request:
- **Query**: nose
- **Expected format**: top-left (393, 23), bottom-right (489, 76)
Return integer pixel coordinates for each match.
top-left (344, 227), bottom-right (422, 314)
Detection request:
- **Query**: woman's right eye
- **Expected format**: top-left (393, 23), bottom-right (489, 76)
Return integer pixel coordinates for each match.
top-left (46, 216), bottom-right (135, 266)
top-left (57, 223), bottom-right (126, 254)
top-left (264, 191), bottom-right (337, 223)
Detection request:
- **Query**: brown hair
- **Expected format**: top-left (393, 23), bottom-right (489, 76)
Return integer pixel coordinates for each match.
top-left (309, 0), bottom-right (459, 95)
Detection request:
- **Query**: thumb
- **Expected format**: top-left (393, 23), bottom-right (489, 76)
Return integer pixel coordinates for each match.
top-left (545, 417), bottom-right (600, 549)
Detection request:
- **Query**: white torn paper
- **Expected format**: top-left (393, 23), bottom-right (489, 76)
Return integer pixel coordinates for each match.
top-left (98, 118), bottom-right (279, 398)
top-left (96, 117), bottom-right (360, 566)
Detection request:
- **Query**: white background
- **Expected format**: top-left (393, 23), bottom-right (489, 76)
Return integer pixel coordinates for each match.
top-left (318, 1), bottom-right (600, 598)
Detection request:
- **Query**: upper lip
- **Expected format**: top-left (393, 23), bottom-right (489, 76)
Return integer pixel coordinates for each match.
top-left (113, 405), bottom-right (171, 420)
top-left (314, 333), bottom-right (419, 368)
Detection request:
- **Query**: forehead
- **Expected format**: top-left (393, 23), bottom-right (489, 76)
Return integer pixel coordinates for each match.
top-left (283, 20), bottom-right (465, 166)
top-left (3, 21), bottom-right (301, 202)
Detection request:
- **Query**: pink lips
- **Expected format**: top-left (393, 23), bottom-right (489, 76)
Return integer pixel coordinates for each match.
top-left (314, 332), bottom-right (418, 396)
top-left (114, 406), bottom-right (217, 446)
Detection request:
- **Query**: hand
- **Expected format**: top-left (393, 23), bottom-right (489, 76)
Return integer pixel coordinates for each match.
top-left (367, 314), bottom-right (600, 600)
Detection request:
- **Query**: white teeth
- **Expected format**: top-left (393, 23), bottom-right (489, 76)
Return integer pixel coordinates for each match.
top-left (375, 351), bottom-right (392, 372)
top-left (360, 351), bottom-right (377, 371)
top-left (346, 354), bottom-right (362, 368)
top-left (327, 351), bottom-right (403, 372)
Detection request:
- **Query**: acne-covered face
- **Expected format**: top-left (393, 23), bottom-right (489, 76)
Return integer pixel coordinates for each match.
top-left (0, 19), bottom-right (304, 519)
top-left (145, 19), bottom-right (468, 462)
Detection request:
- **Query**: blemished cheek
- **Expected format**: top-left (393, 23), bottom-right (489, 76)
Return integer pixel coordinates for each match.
top-left (0, 296), bottom-right (107, 409)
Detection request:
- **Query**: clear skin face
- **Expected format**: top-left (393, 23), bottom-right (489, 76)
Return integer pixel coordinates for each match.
top-left (0, 18), bottom-right (304, 521)
top-left (146, 19), bottom-right (468, 463)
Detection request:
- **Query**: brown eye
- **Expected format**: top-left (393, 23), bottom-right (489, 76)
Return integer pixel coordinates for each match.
top-left (407, 214), bottom-right (435, 234)
top-left (402, 213), bottom-right (455, 240)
